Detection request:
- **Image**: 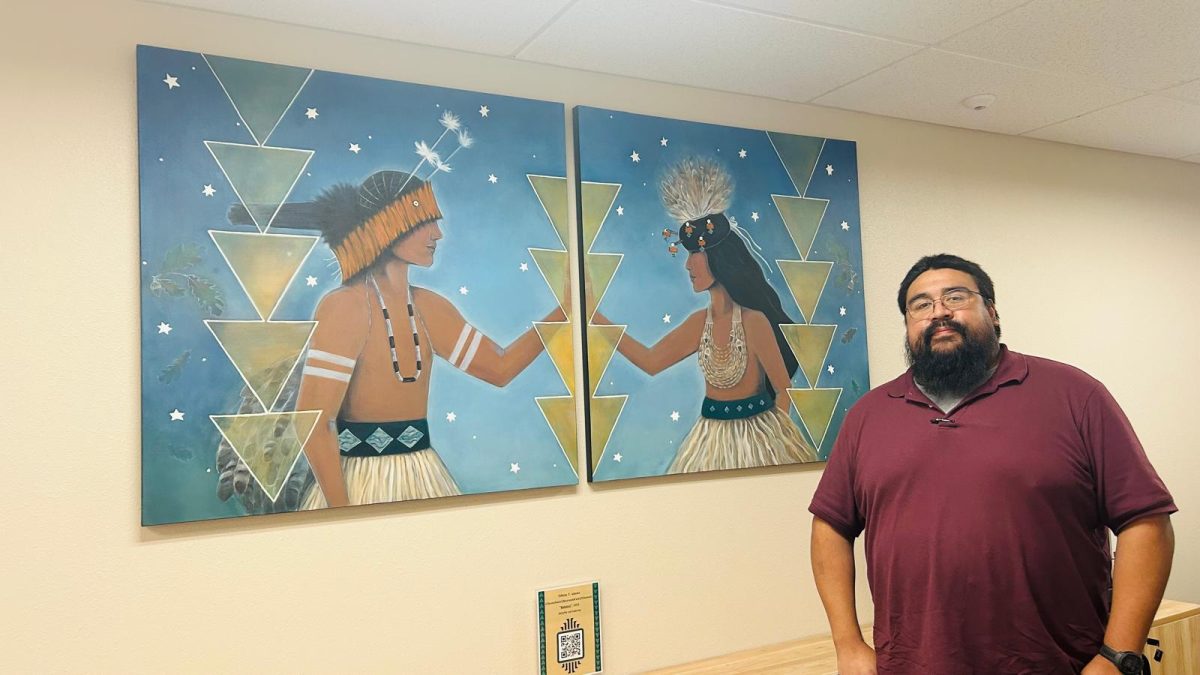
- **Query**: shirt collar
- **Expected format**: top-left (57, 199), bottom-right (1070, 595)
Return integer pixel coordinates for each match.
top-left (886, 344), bottom-right (1028, 404)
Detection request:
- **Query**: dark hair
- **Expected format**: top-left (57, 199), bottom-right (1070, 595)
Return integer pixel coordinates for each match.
top-left (897, 253), bottom-right (1000, 337)
top-left (705, 233), bottom-right (800, 394)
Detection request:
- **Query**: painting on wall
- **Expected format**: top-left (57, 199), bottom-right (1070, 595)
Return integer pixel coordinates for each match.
top-left (574, 106), bottom-right (869, 482)
top-left (138, 46), bottom-right (578, 525)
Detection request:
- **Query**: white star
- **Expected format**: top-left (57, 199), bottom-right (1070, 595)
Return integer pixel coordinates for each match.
top-left (825, 164), bottom-right (834, 175)
top-left (487, 174), bottom-right (498, 184)
top-left (839, 306), bottom-right (847, 316)
top-left (169, 409), bottom-right (185, 421)
top-left (202, 184), bottom-right (215, 197)
top-left (479, 105), bottom-right (489, 117)
top-left (446, 411), bottom-right (457, 422)
top-left (840, 221), bottom-right (850, 231)
top-left (509, 462), bottom-right (521, 474)
top-left (162, 74), bottom-right (179, 89)
top-left (630, 150), bottom-right (640, 163)
top-left (519, 262), bottom-right (529, 272)
top-left (459, 286), bottom-right (469, 295)
top-left (306, 276), bottom-right (318, 287)
top-left (349, 143), bottom-right (361, 154)
top-left (613, 453), bottom-right (623, 462)
top-left (738, 148), bottom-right (747, 159)
top-left (662, 314), bottom-right (671, 323)
top-left (305, 107), bottom-right (319, 119)
top-left (660, 137), bottom-right (669, 147)
top-left (751, 211), bottom-right (759, 222)
top-left (827, 364), bottom-right (836, 375)
top-left (670, 410), bottom-right (680, 422)
top-left (616, 206), bottom-right (625, 216)
top-left (156, 322), bottom-right (172, 335)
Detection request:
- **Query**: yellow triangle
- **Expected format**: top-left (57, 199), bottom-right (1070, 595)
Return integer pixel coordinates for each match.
top-left (787, 388), bottom-right (842, 451)
top-left (210, 410), bottom-right (321, 501)
top-left (579, 181), bottom-right (620, 253)
top-left (589, 395), bottom-right (627, 476)
top-left (210, 231), bottom-right (318, 320)
top-left (205, 321), bottom-right (316, 411)
top-left (778, 260), bottom-right (833, 323)
top-left (584, 252), bottom-right (622, 322)
top-left (527, 175), bottom-right (571, 250)
top-left (530, 248), bottom-right (570, 310)
top-left (586, 324), bottom-right (626, 396)
top-left (773, 195), bottom-right (828, 259)
top-left (536, 396), bottom-right (579, 476)
top-left (534, 322), bottom-right (575, 397)
top-left (780, 324), bottom-right (836, 388)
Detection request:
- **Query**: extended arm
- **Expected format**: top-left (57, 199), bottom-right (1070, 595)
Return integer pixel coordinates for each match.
top-left (417, 289), bottom-right (565, 388)
top-left (1082, 514), bottom-right (1174, 673)
top-left (295, 287), bottom-right (370, 508)
top-left (592, 309), bottom-right (704, 376)
top-left (811, 516), bottom-right (876, 674)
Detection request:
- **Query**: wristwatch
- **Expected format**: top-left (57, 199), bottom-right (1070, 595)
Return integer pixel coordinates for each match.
top-left (1099, 644), bottom-right (1144, 674)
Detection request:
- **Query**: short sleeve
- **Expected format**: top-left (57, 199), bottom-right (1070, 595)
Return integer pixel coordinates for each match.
top-left (809, 407), bottom-right (865, 540)
top-left (1082, 384), bottom-right (1177, 533)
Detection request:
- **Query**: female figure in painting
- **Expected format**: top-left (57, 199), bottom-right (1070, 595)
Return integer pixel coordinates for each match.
top-left (595, 157), bottom-right (815, 472)
top-left (277, 170), bottom-right (563, 508)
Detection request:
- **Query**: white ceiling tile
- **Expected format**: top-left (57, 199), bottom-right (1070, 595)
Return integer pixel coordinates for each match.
top-left (812, 49), bottom-right (1137, 136)
top-left (940, 0), bottom-right (1200, 91)
top-left (153, 0), bottom-right (575, 55)
top-left (716, 0), bottom-right (1027, 44)
top-left (1160, 79), bottom-right (1200, 105)
top-left (517, 0), bottom-right (920, 102)
top-left (1025, 96), bottom-right (1200, 159)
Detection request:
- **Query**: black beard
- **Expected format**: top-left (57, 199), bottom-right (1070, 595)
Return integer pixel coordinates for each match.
top-left (905, 319), bottom-right (999, 398)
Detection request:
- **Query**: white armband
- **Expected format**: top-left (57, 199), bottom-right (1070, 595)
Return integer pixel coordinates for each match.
top-left (303, 348), bottom-right (356, 382)
top-left (447, 324), bottom-right (483, 371)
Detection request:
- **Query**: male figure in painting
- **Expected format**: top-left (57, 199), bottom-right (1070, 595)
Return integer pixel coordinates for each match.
top-left (259, 170), bottom-right (564, 508)
top-left (809, 254), bottom-right (1175, 674)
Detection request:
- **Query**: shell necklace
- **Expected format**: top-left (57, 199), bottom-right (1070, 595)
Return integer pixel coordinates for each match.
top-left (368, 274), bottom-right (423, 383)
top-left (699, 304), bottom-right (747, 389)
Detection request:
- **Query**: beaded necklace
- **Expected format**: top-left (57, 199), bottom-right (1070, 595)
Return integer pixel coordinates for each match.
top-left (368, 274), bottom-right (423, 383)
top-left (698, 304), bottom-right (747, 388)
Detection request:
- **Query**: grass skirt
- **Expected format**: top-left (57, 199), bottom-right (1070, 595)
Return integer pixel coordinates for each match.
top-left (300, 448), bottom-right (461, 509)
top-left (669, 406), bottom-right (816, 473)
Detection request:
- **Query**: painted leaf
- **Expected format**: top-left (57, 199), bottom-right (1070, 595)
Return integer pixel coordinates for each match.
top-left (186, 275), bottom-right (225, 316)
top-left (161, 243), bottom-right (202, 274)
top-left (158, 349), bottom-right (192, 383)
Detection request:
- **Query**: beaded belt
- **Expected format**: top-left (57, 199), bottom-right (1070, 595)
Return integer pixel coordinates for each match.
top-left (335, 418), bottom-right (431, 456)
top-left (700, 392), bottom-right (775, 420)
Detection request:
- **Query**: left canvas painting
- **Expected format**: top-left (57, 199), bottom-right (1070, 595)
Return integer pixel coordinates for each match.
top-left (138, 46), bottom-right (578, 525)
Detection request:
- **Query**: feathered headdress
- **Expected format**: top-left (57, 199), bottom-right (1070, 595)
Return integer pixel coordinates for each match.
top-left (659, 157), bottom-right (734, 254)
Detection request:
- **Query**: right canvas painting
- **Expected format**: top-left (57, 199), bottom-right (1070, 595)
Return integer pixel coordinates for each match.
top-left (575, 106), bottom-right (869, 482)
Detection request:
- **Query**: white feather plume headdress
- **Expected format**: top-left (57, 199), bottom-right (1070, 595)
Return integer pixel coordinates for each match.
top-left (659, 157), bottom-right (733, 223)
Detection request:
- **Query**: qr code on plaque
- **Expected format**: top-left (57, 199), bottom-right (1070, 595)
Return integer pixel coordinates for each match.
top-left (557, 628), bottom-right (584, 662)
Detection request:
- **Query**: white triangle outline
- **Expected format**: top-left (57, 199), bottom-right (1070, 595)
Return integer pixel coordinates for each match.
top-left (779, 323), bottom-right (838, 389)
top-left (579, 180), bottom-right (622, 254)
top-left (767, 133), bottom-right (826, 198)
top-left (526, 174), bottom-right (571, 250)
top-left (534, 394), bottom-right (579, 476)
top-left (203, 141), bottom-right (314, 233)
top-left (786, 387), bottom-right (843, 452)
top-left (770, 193), bottom-right (829, 260)
top-left (203, 319), bottom-right (317, 412)
top-left (528, 246), bottom-right (572, 313)
top-left (208, 230), bottom-right (319, 320)
top-left (202, 54), bottom-right (313, 147)
top-left (776, 259), bottom-right (834, 324)
top-left (209, 409), bottom-right (322, 502)
top-left (533, 321), bottom-right (575, 395)
top-left (589, 394), bottom-right (628, 478)
top-left (583, 251), bottom-right (623, 325)
top-left (585, 323), bottom-right (627, 397)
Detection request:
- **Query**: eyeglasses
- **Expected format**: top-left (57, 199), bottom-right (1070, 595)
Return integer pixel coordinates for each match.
top-left (905, 289), bottom-right (984, 319)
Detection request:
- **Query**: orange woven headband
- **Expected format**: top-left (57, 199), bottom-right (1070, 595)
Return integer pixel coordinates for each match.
top-left (333, 181), bottom-right (442, 279)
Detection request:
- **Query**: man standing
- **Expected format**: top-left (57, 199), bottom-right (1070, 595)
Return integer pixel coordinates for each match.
top-left (809, 254), bottom-right (1175, 674)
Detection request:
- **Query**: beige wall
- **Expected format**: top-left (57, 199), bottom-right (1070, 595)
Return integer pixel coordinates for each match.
top-left (2, 1), bottom-right (1196, 672)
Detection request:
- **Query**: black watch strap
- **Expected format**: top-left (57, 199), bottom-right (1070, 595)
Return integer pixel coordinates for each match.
top-left (1099, 643), bottom-right (1147, 674)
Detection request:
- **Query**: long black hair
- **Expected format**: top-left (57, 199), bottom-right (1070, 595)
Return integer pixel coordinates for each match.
top-left (704, 231), bottom-right (799, 391)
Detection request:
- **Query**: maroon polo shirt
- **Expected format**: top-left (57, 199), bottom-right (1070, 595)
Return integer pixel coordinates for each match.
top-left (810, 346), bottom-right (1176, 674)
